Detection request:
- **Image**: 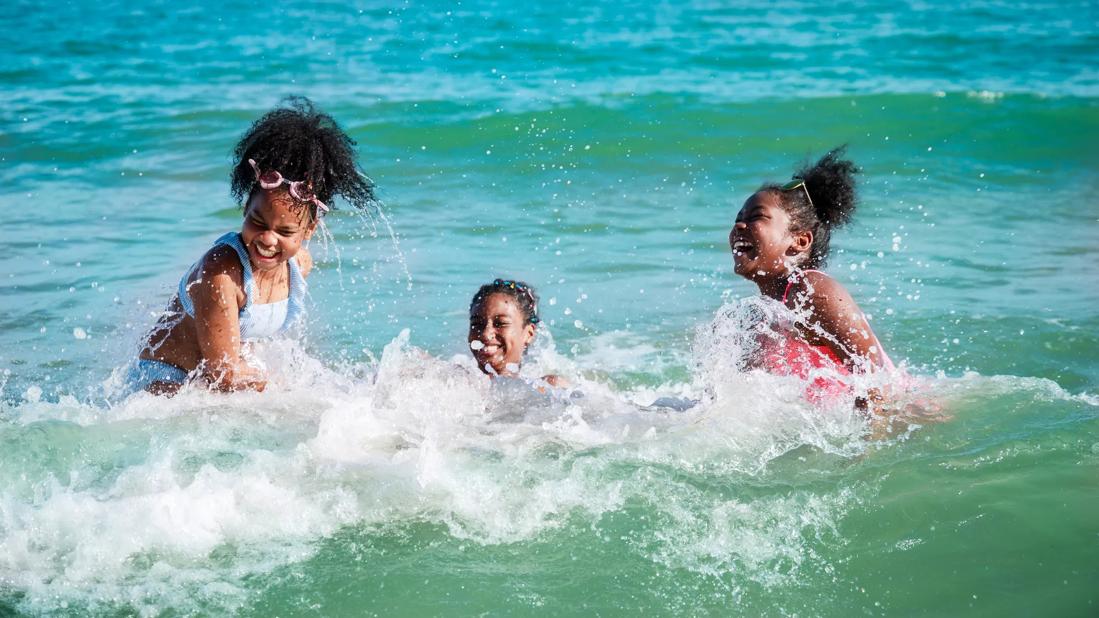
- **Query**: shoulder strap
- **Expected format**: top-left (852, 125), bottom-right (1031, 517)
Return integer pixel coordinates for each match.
top-left (281, 255), bottom-right (308, 332)
top-left (781, 269), bottom-right (827, 304)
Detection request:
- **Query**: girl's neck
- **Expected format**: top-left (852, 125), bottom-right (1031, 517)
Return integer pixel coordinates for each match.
top-left (251, 262), bottom-right (288, 288)
top-left (756, 264), bottom-right (824, 302)
top-left (486, 362), bottom-right (521, 379)
top-left (754, 267), bottom-right (794, 301)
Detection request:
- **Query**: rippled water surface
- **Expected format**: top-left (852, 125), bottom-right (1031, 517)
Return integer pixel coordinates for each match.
top-left (2, 0), bottom-right (1098, 615)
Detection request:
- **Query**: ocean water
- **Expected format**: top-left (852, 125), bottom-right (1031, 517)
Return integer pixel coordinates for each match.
top-left (2, 0), bottom-right (1098, 615)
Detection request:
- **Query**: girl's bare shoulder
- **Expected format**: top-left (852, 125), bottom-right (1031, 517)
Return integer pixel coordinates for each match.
top-left (798, 270), bottom-right (856, 308)
top-left (185, 245), bottom-right (246, 296)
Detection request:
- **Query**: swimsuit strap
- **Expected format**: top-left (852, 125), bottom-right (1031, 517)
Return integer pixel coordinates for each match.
top-left (781, 269), bottom-right (826, 304)
top-left (282, 253), bottom-right (306, 332)
top-left (219, 232), bottom-right (257, 311)
top-left (178, 232), bottom-right (257, 317)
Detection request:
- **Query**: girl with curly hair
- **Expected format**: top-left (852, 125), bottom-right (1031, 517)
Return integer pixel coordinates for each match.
top-left (729, 147), bottom-right (894, 402)
top-left (468, 279), bottom-right (565, 388)
top-left (127, 97), bottom-right (375, 395)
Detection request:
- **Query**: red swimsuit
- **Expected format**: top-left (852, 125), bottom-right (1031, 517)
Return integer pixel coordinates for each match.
top-left (760, 271), bottom-right (853, 405)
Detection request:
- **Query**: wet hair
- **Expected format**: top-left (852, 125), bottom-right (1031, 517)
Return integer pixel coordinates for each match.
top-left (469, 279), bottom-right (540, 325)
top-left (760, 146), bottom-right (859, 268)
top-left (230, 96), bottom-right (375, 221)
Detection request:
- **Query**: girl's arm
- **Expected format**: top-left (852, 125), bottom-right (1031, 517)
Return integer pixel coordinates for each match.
top-left (797, 272), bottom-right (891, 372)
top-left (188, 249), bottom-right (267, 391)
top-left (799, 273), bottom-right (944, 429)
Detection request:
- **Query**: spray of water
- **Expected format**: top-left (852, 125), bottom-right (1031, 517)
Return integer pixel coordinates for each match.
top-left (4, 299), bottom-right (1047, 615)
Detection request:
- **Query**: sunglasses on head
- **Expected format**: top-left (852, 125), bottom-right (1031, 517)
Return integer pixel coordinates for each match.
top-left (248, 158), bottom-right (329, 215)
top-left (781, 178), bottom-right (814, 209)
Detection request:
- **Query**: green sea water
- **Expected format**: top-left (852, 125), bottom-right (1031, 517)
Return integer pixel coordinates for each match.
top-left (1, 0), bottom-right (1098, 615)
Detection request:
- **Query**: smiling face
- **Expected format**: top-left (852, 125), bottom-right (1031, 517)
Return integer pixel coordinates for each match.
top-left (240, 190), bottom-right (316, 272)
top-left (468, 293), bottom-right (536, 377)
top-left (730, 190), bottom-right (811, 282)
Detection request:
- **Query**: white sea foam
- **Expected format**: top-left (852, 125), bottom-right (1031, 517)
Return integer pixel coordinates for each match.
top-left (3, 302), bottom-right (1084, 614)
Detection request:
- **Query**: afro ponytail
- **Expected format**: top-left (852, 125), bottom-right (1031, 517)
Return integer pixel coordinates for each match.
top-left (761, 146), bottom-right (859, 268)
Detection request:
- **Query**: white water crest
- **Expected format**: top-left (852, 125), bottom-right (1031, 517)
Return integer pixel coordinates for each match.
top-left (2, 301), bottom-right (1084, 614)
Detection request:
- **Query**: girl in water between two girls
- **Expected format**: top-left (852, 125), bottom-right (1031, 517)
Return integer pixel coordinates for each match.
top-left (125, 98), bottom-right (375, 395)
top-left (467, 279), bottom-right (564, 388)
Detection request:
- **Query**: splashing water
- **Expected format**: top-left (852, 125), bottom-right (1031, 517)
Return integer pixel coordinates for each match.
top-left (4, 298), bottom-right (1094, 615)
top-left (3, 0), bottom-right (1098, 614)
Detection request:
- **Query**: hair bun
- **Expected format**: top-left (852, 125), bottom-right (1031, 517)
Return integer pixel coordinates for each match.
top-left (797, 146), bottom-right (858, 229)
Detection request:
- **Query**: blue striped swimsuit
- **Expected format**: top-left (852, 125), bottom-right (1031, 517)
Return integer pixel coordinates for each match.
top-left (125, 232), bottom-right (306, 394)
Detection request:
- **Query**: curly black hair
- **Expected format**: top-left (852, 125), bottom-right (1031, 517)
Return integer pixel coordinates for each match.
top-left (470, 279), bottom-right (541, 325)
top-left (230, 96), bottom-right (374, 220)
top-left (760, 146), bottom-right (859, 268)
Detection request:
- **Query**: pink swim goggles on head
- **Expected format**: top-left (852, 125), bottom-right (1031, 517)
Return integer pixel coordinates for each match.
top-left (248, 158), bottom-right (329, 215)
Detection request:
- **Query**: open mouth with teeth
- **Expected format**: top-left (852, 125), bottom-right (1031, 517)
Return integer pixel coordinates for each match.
top-left (252, 243), bottom-right (281, 265)
top-left (473, 342), bottom-right (502, 358)
top-left (732, 240), bottom-right (755, 256)
top-left (471, 340), bottom-right (509, 374)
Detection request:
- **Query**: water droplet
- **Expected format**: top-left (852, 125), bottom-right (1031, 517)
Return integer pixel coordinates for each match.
top-left (24, 385), bottom-right (42, 402)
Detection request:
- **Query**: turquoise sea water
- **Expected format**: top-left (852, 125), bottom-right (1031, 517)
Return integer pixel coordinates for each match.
top-left (2, 0), bottom-right (1098, 615)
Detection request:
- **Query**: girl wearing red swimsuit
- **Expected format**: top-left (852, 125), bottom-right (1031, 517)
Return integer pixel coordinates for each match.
top-left (729, 147), bottom-right (894, 405)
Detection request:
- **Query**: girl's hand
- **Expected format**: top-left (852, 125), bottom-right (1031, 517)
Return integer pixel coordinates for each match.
top-left (866, 393), bottom-right (950, 439)
top-left (187, 247), bottom-right (267, 392)
top-left (208, 363), bottom-right (268, 392)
